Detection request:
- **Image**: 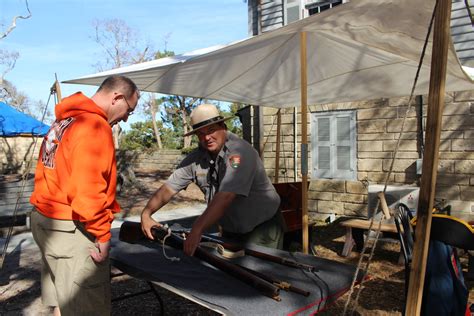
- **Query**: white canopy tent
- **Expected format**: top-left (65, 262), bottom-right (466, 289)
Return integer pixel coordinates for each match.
top-left (65, 0), bottom-right (473, 313)
top-left (64, 0), bottom-right (474, 255)
top-left (64, 0), bottom-right (474, 106)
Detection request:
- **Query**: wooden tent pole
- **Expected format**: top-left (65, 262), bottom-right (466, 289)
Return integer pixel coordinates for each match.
top-left (405, 0), bottom-right (451, 314)
top-left (51, 74), bottom-right (62, 104)
top-left (300, 31), bottom-right (309, 254)
top-left (274, 109), bottom-right (281, 183)
top-left (54, 80), bottom-right (62, 102)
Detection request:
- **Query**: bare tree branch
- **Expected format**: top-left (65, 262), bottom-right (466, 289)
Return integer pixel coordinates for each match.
top-left (1, 0), bottom-right (32, 40)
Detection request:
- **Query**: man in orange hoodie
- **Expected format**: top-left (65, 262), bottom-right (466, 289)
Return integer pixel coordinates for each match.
top-left (30, 75), bottom-right (139, 316)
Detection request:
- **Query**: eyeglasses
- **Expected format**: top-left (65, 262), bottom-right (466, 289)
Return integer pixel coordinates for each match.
top-left (122, 96), bottom-right (135, 115)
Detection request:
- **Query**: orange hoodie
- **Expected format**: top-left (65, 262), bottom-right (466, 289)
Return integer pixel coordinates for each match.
top-left (30, 92), bottom-right (120, 242)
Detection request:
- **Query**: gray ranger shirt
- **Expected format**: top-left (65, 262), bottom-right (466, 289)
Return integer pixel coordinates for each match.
top-left (166, 132), bottom-right (280, 234)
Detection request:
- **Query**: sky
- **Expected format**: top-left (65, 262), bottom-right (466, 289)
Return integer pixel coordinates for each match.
top-left (1, 0), bottom-right (249, 126)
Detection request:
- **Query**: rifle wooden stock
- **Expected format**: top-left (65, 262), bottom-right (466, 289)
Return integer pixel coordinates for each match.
top-left (237, 265), bottom-right (310, 297)
top-left (119, 221), bottom-right (281, 301)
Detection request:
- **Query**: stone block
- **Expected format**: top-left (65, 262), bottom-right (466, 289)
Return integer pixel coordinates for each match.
top-left (461, 186), bottom-right (474, 201)
top-left (358, 159), bottom-right (383, 172)
top-left (311, 179), bottom-right (345, 192)
top-left (346, 181), bottom-right (368, 194)
top-left (317, 200), bottom-right (344, 214)
top-left (388, 96), bottom-right (412, 107)
top-left (358, 152), bottom-right (392, 159)
top-left (343, 203), bottom-right (368, 217)
top-left (453, 139), bottom-right (474, 151)
top-left (442, 115), bottom-right (473, 131)
top-left (383, 140), bottom-right (417, 151)
top-left (387, 118), bottom-right (418, 132)
top-left (435, 184), bottom-right (461, 200)
top-left (465, 131), bottom-right (474, 139)
top-left (394, 173), bottom-right (418, 184)
top-left (366, 172), bottom-right (394, 182)
top-left (307, 191), bottom-right (333, 201)
top-left (440, 130), bottom-right (464, 140)
top-left (443, 102), bottom-right (472, 115)
top-left (333, 193), bottom-right (365, 203)
top-left (358, 140), bottom-right (383, 152)
top-left (436, 174), bottom-right (470, 185)
top-left (395, 152), bottom-right (420, 159)
top-left (439, 152), bottom-right (474, 160)
top-left (382, 159), bottom-right (415, 172)
top-left (437, 160), bottom-right (455, 173)
top-left (397, 106), bottom-right (418, 118)
top-left (392, 132), bottom-right (418, 140)
top-left (439, 140), bottom-right (452, 152)
top-left (455, 160), bottom-right (474, 174)
top-left (357, 108), bottom-right (397, 120)
top-left (358, 133), bottom-right (394, 141)
top-left (358, 120), bottom-right (386, 133)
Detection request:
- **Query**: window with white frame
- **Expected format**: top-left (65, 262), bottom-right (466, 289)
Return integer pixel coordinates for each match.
top-left (306, 0), bottom-right (343, 16)
top-left (311, 110), bottom-right (357, 180)
top-left (284, 0), bottom-right (302, 25)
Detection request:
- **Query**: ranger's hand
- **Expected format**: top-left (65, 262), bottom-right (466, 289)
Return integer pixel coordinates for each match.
top-left (90, 240), bottom-right (110, 263)
top-left (141, 213), bottom-right (162, 240)
top-left (183, 227), bottom-right (203, 256)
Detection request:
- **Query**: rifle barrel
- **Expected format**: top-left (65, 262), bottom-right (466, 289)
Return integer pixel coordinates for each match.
top-left (199, 234), bottom-right (317, 272)
top-left (237, 265), bottom-right (310, 297)
top-left (119, 221), bottom-right (281, 301)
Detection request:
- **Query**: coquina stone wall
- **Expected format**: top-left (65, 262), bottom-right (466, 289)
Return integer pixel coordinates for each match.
top-left (0, 137), bottom-right (43, 174)
top-left (116, 149), bottom-right (185, 173)
top-left (262, 90), bottom-right (474, 221)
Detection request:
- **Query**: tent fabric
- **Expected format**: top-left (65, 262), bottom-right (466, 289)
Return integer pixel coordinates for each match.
top-left (64, 0), bottom-right (474, 108)
top-left (0, 101), bottom-right (49, 136)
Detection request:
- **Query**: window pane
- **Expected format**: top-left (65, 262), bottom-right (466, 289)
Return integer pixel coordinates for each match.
top-left (337, 117), bottom-right (350, 141)
top-left (320, 4), bottom-right (330, 12)
top-left (319, 146), bottom-right (330, 170)
top-left (318, 118), bottom-right (330, 141)
top-left (287, 6), bottom-right (300, 23)
top-left (337, 146), bottom-right (350, 170)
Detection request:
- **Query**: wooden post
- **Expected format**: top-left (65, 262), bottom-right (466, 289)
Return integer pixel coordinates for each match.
top-left (405, 0), bottom-right (451, 314)
top-left (300, 31), bottom-right (309, 254)
top-left (274, 109), bottom-right (281, 183)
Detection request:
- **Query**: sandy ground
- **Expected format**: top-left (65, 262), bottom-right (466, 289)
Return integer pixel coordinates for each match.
top-left (1, 172), bottom-right (473, 315)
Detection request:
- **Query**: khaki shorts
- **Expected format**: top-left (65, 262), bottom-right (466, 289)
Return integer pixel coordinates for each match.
top-left (31, 210), bottom-right (111, 315)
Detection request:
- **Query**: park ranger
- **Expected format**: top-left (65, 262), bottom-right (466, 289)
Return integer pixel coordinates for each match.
top-left (141, 103), bottom-right (284, 256)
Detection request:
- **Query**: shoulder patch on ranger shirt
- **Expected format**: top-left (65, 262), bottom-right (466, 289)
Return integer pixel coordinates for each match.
top-left (229, 155), bottom-right (241, 169)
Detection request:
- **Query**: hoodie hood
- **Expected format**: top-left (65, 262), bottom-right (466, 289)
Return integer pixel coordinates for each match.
top-left (55, 92), bottom-right (107, 121)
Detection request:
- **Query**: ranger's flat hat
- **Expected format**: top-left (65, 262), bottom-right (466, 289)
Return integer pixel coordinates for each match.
top-left (184, 103), bottom-right (233, 137)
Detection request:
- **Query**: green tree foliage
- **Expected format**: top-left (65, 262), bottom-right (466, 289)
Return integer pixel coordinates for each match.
top-left (120, 121), bottom-right (157, 151)
top-left (223, 102), bottom-right (243, 137)
top-left (120, 119), bottom-right (184, 151)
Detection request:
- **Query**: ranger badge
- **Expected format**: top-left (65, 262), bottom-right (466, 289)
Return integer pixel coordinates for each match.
top-left (229, 155), bottom-right (241, 169)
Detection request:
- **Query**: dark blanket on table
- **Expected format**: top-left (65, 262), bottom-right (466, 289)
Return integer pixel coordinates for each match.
top-left (110, 219), bottom-right (363, 315)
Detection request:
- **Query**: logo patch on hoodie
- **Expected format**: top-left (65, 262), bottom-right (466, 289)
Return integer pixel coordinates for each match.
top-left (42, 117), bottom-right (75, 169)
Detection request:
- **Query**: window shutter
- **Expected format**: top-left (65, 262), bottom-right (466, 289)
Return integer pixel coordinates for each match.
top-left (333, 114), bottom-right (356, 179)
top-left (311, 111), bottom-right (356, 180)
top-left (284, 0), bottom-right (300, 25)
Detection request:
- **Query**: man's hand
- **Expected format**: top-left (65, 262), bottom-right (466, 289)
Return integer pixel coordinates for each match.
top-left (183, 227), bottom-right (203, 256)
top-left (90, 240), bottom-right (110, 263)
top-left (141, 213), bottom-right (162, 240)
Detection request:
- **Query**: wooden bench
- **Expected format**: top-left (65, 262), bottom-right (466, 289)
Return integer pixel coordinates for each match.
top-left (340, 218), bottom-right (399, 257)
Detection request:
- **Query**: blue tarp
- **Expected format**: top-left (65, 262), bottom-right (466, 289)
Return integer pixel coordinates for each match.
top-left (0, 101), bottom-right (49, 136)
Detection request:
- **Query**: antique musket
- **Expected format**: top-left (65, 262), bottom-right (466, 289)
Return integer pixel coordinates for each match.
top-left (196, 234), bottom-right (318, 273)
top-left (119, 221), bottom-right (281, 301)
